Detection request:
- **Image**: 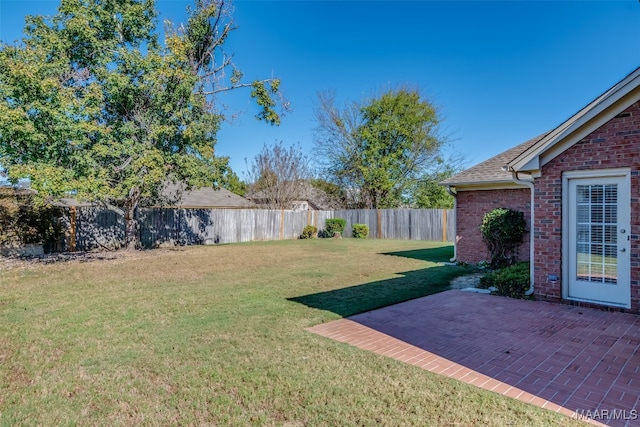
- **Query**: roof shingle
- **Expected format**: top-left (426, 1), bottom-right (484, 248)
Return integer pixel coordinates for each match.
top-left (440, 132), bottom-right (548, 187)
top-left (161, 183), bottom-right (251, 208)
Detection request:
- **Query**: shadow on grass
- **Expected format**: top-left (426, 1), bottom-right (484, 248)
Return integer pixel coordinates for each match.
top-left (289, 246), bottom-right (466, 318)
top-left (381, 246), bottom-right (454, 263)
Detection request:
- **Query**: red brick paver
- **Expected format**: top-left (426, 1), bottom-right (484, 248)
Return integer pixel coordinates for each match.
top-left (308, 290), bottom-right (640, 427)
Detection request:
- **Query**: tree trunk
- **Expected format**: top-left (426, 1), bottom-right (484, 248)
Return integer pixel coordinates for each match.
top-left (124, 186), bottom-right (141, 250)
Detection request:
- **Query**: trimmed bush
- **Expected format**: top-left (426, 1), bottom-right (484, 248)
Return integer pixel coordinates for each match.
top-left (325, 218), bottom-right (346, 237)
top-left (480, 208), bottom-right (526, 268)
top-left (480, 262), bottom-right (530, 299)
top-left (352, 223), bottom-right (369, 238)
top-left (300, 225), bottom-right (318, 239)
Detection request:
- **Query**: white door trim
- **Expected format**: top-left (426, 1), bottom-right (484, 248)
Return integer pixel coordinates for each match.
top-left (562, 168), bottom-right (631, 308)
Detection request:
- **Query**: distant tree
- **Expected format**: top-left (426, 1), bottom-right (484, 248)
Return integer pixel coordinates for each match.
top-left (309, 178), bottom-right (348, 208)
top-left (0, 0), bottom-right (287, 248)
top-left (246, 142), bottom-right (313, 209)
top-left (222, 169), bottom-right (247, 197)
top-left (313, 88), bottom-right (446, 208)
top-left (410, 159), bottom-right (465, 209)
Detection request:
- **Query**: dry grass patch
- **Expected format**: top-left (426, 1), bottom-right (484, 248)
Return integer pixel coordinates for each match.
top-left (0, 239), bottom-right (585, 426)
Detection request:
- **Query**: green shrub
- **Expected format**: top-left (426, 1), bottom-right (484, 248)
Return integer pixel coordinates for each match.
top-left (325, 218), bottom-right (346, 237)
top-left (480, 208), bottom-right (526, 268)
top-left (352, 223), bottom-right (369, 238)
top-left (480, 262), bottom-right (530, 299)
top-left (476, 260), bottom-right (490, 270)
top-left (300, 225), bottom-right (318, 239)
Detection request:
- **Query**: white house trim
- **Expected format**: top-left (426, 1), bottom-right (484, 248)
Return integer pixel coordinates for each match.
top-left (561, 168), bottom-right (631, 308)
top-left (508, 67), bottom-right (640, 174)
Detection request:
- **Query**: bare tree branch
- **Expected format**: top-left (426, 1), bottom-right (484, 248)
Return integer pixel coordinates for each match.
top-left (245, 142), bottom-right (313, 209)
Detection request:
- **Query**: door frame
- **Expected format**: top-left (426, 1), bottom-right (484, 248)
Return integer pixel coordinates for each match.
top-left (562, 168), bottom-right (631, 308)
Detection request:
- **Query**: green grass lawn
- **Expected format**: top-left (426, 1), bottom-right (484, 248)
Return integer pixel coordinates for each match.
top-left (0, 239), bottom-right (585, 426)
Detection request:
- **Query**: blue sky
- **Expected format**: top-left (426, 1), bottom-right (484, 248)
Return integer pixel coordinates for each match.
top-left (1, 1), bottom-right (640, 179)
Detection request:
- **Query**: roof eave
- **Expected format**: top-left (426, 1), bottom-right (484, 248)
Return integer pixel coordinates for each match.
top-left (508, 67), bottom-right (640, 172)
top-left (440, 180), bottom-right (529, 191)
top-left (508, 156), bottom-right (540, 174)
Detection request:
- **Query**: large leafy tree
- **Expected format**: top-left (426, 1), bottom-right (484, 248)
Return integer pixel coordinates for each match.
top-left (0, 0), bottom-right (285, 247)
top-left (314, 88), bottom-right (445, 208)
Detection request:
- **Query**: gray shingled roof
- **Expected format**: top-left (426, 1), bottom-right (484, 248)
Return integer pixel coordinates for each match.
top-left (55, 198), bottom-right (101, 207)
top-left (161, 183), bottom-right (252, 208)
top-left (440, 132), bottom-right (549, 187)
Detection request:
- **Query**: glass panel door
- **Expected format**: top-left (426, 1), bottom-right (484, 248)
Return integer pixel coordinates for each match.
top-left (567, 174), bottom-right (630, 308)
top-left (575, 184), bottom-right (618, 284)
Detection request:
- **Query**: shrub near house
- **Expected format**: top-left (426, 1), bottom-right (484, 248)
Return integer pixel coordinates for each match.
top-left (480, 262), bottom-right (531, 299)
top-left (480, 208), bottom-right (526, 268)
top-left (442, 66), bottom-right (640, 312)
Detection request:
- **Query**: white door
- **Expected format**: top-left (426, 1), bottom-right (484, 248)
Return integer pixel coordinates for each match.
top-left (566, 174), bottom-right (630, 308)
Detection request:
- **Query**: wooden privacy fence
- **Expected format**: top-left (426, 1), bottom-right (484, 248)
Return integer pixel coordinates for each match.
top-left (65, 205), bottom-right (125, 251)
top-left (66, 208), bottom-right (454, 251)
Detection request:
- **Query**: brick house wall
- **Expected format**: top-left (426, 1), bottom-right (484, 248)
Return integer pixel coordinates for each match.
top-left (456, 188), bottom-right (531, 264)
top-left (534, 100), bottom-right (640, 311)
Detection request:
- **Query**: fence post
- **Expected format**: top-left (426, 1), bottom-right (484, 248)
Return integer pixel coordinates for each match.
top-left (442, 209), bottom-right (447, 242)
top-left (279, 209), bottom-right (285, 240)
top-left (70, 206), bottom-right (77, 252)
top-left (377, 209), bottom-right (383, 239)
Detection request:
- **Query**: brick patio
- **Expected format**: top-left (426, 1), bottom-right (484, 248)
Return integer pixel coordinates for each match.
top-left (308, 290), bottom-right (640, 427)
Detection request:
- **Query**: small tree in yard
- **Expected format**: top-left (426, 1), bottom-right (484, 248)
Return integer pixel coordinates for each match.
top-left (246, 142), bottom-right (313, 209)
top-left (480, 208), bottom-right (526, 269)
